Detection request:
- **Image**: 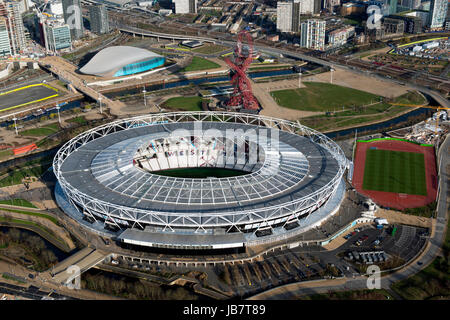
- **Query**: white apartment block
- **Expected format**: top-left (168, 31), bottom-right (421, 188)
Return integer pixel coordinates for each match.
top-left (173, 0), bottom-right (197, 14)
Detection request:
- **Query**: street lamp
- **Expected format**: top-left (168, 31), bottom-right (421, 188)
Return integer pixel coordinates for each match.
top-left (12, 117), bottom-right (18, 135)
top-left (298, 72), bottom-right (302, 89)
top-left (56, 106), bottom-right (61, 124)
top-left (330, 66), bottom-right (335, 84)
top-left (98, 97), bottom-right (102, 114)
top-left (142, 87), bottom-right (147, 107)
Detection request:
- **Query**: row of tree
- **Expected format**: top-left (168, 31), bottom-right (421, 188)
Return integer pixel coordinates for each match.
top-left (82, 272), bottom-right (199, 300)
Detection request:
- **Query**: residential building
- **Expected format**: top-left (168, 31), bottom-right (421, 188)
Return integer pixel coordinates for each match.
top-left (277, 1), bottom-right (294, 32)
top-left (62, 0), bottom-right (83, 40)
top-left (390, 13), bottom-right (423, 33)
top-left (276, 0), bottom-right (307, 33)
top-left (300, 19), bottom-right (326, 50)
top-left (89, 4), bottom-right (109, 34)
top-left (325, 0), bottom-right (341, 12)
top-left (173, 0), bottom-right (197, 14)
top-left (340, 2), bottom-right (365, 16)
top-left (0, 0), bottom-right (26, 55)
top-left (386, 0), bottom-right (398, 14)
top-left (43, 19), bottom-right (71, 52)
top-left (403, 10), bottom-right (429, 25)
top-left (428, 0), bottom-right (448, 29)
top-left (327, 25), bottom-right (355, 48)
top-left (366, 17), bottom-right (404, 40)
top-left (0, 16), bottom-right (11, 56)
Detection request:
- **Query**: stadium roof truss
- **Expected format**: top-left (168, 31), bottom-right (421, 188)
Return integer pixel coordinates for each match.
top-left (54, 112), bottom-right (348, 234)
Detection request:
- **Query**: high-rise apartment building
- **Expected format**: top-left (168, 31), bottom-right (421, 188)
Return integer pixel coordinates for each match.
top-left (300, 19), bottom-right (326, 50)
top-left (43, 20), bottom-right (71, 52)
top-left (277, 0), bottom-right (307, 33)
top-left (0, 16), bottom-right (11, 56)
top-left (173, 0), bottom-right (197, 14)
top-left (428, 0), bottom-right (448, 29)
top-left (89, 4), bottom-right (109, 34)
top-left (62, 0), bottom-right (83, 40)
top-left (0, 0), bottom-right (26, 55)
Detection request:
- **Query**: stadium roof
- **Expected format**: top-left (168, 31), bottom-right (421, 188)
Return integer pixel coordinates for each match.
top-left (79, 46), bottom-right (163, 77)
top-left (58, 122), bottom-right (340, 221)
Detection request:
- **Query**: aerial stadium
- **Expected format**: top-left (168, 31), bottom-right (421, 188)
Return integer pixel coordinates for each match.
top-left (53, 112), bottom-right (348, 252)
top-left (79, 46), bottom-right (165, 77)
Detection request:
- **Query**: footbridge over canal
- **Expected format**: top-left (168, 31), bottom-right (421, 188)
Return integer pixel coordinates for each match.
top-left (42, 247), bottom-right (111, 286)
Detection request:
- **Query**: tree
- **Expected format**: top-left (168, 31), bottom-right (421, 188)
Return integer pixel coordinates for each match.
top-left (8, 228), bottom-right (21, 242)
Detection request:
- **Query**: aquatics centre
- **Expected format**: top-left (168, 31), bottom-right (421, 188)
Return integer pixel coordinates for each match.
top-left (79, 46), bottom-right (165, 77)
top-left (53, 112), bottom-right (349, 251)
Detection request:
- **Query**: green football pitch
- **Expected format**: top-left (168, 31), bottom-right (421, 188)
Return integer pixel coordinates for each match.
top-left (362, 149), bottom-right (427, 196)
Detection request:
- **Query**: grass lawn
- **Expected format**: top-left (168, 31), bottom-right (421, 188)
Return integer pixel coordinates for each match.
top-left (0, 208), bottom-right (58, 225)
top-left (20, 123), bottom-right (60, 136)
top-left (299, 90), bottom-right (427, 132)
top-left (362, 149), bottom-right (427, 195)
top-left (162, 96), bottom-right (204, 111)
top-left (191, 44), bottom-right (228, 54)
top-left (392, 91), bottom-right (426, 105)
top-left (0, 165), bottom-right (49, 188)
top-left (66, 116), bottom-right (87, 125)
top-left (0, 149), bottom-right (13, 160)
top-left (270, 82), bottom-right (380, 112)
top-left (180, 56), bottom-right (221, 72)
top-left (0, 199), bottom-right (37, 208)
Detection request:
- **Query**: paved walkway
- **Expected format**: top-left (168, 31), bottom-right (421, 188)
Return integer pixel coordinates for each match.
top-left (39, 56), bottom-right (126, 116)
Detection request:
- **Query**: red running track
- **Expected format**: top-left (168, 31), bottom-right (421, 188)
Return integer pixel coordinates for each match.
top-left (352, 139), bottom-right (437, 210)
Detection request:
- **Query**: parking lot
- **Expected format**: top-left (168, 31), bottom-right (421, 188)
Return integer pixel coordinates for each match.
top-left (102, 222), bottom-right (429, 298)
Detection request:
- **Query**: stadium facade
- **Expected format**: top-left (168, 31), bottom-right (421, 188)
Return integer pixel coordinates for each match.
top-left (79, 46), bottom-right (165, 77)
top-left (54, 112), bottom-right (348, 251)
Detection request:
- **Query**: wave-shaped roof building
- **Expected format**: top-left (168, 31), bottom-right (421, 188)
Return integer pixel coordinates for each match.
top-left (79, 46), bottom-right (165, 77)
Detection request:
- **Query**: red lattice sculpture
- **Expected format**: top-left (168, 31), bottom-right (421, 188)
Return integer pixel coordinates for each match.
top-left (224, 30), bottom-right (259, 111)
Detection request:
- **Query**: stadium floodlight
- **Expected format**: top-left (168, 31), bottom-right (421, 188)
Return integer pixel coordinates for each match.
top-left (142, 88), bottom-right (147, 107)
top-left (56, 106), bottom-right (61, 124)
top-left (12, 118), bottom-right (18, 135)
top-left (98, 97), bottom-right (102, 114)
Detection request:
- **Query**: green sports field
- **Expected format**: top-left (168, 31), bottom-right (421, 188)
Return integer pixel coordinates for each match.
top-left (362, 149), bottom-right (427, 196)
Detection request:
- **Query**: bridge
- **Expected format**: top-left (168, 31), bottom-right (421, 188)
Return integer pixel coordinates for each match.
top-left (38, 56), bottom-right (126, 115)
top-left (117, 25), bottom-right (217, 44)
top-left (43, 247), bottom-right (111, 286)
